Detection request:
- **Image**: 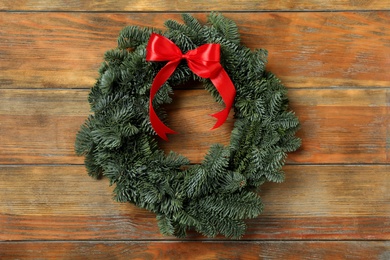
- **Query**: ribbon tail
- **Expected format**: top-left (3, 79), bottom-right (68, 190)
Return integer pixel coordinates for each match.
top-left (210, 109), bottom-right (230, 129)
top-left (149, 60), bottom-right (180, 140)
top-left (209, 67), bottom-right (236, 130)
top-left (149, 104), bottom-right (177, 141)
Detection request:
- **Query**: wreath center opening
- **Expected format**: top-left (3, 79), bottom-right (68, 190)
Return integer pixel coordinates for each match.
top-left (159, 84), bottom-right (235, 163)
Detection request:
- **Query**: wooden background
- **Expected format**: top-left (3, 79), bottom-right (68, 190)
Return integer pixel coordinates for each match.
top-left (0, 1), bottom-right (389, 259)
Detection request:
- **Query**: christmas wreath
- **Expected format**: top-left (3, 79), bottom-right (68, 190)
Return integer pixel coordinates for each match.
top-left (75, 13), bottom-right (300, 239)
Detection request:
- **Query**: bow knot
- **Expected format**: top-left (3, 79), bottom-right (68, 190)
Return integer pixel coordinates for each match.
top-left (146, 33), bottom-right (236, 141)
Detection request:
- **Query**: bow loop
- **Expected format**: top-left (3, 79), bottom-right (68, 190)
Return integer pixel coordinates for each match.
top-left (185, 44), bottom-right (222, 78)
top-left (146, 33), bottom-right (182, 61)
top-left (146, 33), bottom-right (236, 141)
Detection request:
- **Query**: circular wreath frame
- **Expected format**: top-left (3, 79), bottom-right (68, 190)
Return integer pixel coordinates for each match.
top-left (75, 13), bottom-right (301, 239)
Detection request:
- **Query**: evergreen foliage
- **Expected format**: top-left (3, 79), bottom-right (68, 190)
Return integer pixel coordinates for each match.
top-left (75, 13), bottom-right (301, 239)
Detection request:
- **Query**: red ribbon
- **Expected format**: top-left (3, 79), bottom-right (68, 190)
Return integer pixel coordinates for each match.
top-left (146, 33), bottom-right (236, 141)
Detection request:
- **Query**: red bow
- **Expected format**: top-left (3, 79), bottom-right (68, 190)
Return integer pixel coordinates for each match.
top-left (146, 33), bottom-right (236, 141)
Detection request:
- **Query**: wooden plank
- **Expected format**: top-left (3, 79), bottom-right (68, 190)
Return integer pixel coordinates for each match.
top-left (1, 0), bottom-right (390, 11)
top-left (1, 241), bottom-right (389, 259)
top-left (1, 165), bottom-right (388, 240)
top-left (0, 88), bottom-right (387, 165)
top-left (1, 12), bottom-right (390, 89)
top-left (2, 214), bottom-right (388, 241)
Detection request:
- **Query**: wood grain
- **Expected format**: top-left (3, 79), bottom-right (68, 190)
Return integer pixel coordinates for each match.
top-left (1, 1), bottom-right (389, 258)
top-left (1, 241), bottom-right (390, 259)
top-left (1, 165), bottom-right (388, 240)
top-left (3, 214), bottom-right (388, 241)
top-left (1, 0), bottom-right (390, 11)
top-left (0, 88), bottom-right (387, 165)
top-left (0, 89), bottom-right (88, 164)
top-left (1, 12), bottom-right (390, 89)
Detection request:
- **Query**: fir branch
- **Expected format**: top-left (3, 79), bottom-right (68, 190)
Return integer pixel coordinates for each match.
top-left (118, 26), bottom-right (161, 49)
top-left (208, 12), bottom-right (240, 44)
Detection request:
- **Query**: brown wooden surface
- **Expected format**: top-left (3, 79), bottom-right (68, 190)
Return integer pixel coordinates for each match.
top-left (0, 1), bottom-right (389, 259)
